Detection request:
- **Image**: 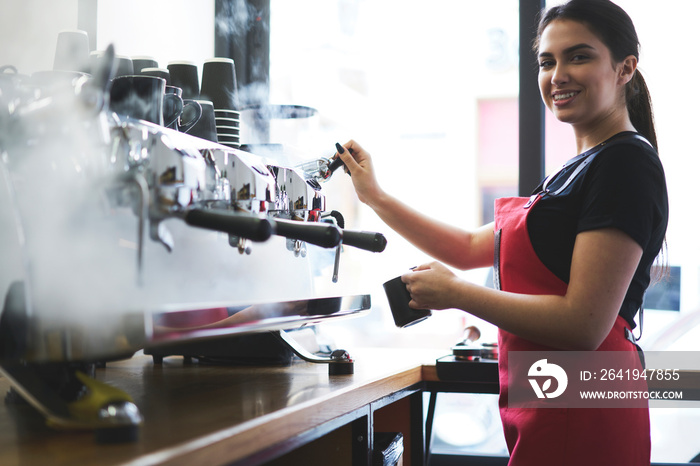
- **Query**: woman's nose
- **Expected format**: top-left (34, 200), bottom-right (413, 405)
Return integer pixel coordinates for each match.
top-left (551, 64), bottom-right (569, 85)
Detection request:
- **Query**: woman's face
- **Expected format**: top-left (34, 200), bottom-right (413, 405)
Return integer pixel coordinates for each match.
top-left (537, 19), bottom-right (632, 132)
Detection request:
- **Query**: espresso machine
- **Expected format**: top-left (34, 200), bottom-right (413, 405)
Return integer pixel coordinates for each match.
top-left (0, 46), bottom-right (386, 441)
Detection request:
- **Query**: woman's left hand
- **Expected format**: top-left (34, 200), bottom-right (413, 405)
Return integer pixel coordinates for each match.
top-left (401, 262), bottom-right (461, 310)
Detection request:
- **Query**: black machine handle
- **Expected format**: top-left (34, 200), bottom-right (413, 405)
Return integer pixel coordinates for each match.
top-left (184, 209), bottom-right (273, 242)
top-left (327, 157), bottom-right (345, 175)
top-left (272, 218), bottom-right (341, 249)
top-left (341, 230), bottom-right (387, 253)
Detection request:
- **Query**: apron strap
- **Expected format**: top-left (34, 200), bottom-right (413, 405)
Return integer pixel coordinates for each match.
top-left (624, 306), bottom-right (646, 369)
top-left (493, 229), bottom-right (502, 291)
top-left (549, 152), bottom-right (600, 195)
top-left (636, 304), bottom-right (644, 341)
top-left (544, 132), bottom-right (651, 198)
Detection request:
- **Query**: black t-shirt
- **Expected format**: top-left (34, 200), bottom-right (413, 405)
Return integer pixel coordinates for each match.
top-left (527, 132), bottom-right (669, 328)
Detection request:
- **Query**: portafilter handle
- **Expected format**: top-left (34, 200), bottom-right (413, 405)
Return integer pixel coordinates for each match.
top-left (324, 157), bottom-right (346, 178)
top-left (183, 209), bottom-right (273, 242)
top-left (272, 218), bottom-right (341, 249)
top-left (313, 156), bottom-right (346, 182)
top-left (322, 209), bottom-right (387, 253)
top-left (270, 219), bottom-right (387, 252)
top-left (341, 230), bottom-right (387, 253)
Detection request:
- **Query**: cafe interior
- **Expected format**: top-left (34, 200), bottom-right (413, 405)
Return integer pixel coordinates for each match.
top-left (0, 0), bottom-right (699, 465)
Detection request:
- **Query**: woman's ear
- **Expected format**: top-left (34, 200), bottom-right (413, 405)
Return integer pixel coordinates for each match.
top-left (618, 55), bottom-right (638, 86)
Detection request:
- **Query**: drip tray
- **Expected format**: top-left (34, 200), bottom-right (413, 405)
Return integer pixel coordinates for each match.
top-left (435, 355), bottom-right (499, 389)
top-left (144, 331), bottom-right (294, 365)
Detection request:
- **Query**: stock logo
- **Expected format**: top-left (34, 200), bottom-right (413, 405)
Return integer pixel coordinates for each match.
top-left (528, 359), bottom-right (568, 399)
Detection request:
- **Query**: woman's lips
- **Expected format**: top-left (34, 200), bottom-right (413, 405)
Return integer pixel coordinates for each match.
top-left (553, 91), bottom-right (579, 106)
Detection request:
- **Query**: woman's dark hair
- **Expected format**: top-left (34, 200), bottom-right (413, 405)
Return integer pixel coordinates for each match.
top-left (533, 0), bottom-right (658, 151)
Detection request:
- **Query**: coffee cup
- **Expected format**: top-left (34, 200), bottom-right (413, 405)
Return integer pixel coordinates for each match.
top-left (89, 51), bottom-right (106, 76)
top-left (383, 276), bottom-right (432, 328)
top-left (53, 30), bottom-right (90, 73)
top-left (163, 85), bottom-right (184, 129)
top-left (180, 99), bottom-right (203, 133)
top-left (114, 55), bottom-right (135, 78)
top-left (167, 61), bottom-right (199, 100)
top-left (131, 56), bottom-right (159, 74)
top-left (141, 67), bottom-right (170, 84)
top-left (109, 75), bottom-right (172, 126)
top-left (164, 85), bottom-right (202, 133)
top-left (187, 100), bottom-right (218, 142)
top-left (200, 57), bottom-right (239, 110)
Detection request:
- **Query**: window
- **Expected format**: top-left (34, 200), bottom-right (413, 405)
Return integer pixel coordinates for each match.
top-left (270, 0), bottom-right (519, 348)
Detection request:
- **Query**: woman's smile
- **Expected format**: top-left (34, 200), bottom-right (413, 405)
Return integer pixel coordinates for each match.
top-left (552, 90), bottom-right (580, 106)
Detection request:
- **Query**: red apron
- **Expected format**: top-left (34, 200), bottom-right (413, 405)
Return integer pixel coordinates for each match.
top-left (494, 194), bottom-right (650, 466)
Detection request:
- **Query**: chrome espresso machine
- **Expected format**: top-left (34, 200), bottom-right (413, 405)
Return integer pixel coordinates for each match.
top-left (0, 46), bottom-right (386, 440)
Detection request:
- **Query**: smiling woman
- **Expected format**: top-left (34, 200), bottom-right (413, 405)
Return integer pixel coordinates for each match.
top-left (328, 0), bottom-right (667, 464)
top-left (491, 1), bottom-right (666, 464)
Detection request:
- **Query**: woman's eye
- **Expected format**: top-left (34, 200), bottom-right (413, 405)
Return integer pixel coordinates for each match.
top-left (571, 54), bottom-right (589, 62)
top-left (539, 60), bottom-right (554, 68)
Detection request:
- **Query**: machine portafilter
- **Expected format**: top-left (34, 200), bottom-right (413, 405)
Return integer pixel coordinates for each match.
top-left (106, 121), bottom-right (275, 258)
top-left (204, 143), bottom-right (387, 259)
top-left (295, 151), bottom-right (388, 253)
top-left (263, 155), bottom-right (387, 263)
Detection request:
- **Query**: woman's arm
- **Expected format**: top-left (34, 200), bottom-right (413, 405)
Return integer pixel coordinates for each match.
top-left (403, 227), bottom-right (643, 350)
top-left (336, 140), bottom-right (494, 270)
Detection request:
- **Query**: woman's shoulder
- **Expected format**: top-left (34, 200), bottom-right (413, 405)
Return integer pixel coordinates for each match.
top-left (590, 132), bottom-right (665, 178)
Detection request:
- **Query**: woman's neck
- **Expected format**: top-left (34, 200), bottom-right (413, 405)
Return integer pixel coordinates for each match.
top-left (573, 112), bottom-right (636, 154)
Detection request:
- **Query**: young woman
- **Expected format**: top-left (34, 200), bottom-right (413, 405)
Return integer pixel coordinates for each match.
top-left (334, 0), bottom-right (668, 464)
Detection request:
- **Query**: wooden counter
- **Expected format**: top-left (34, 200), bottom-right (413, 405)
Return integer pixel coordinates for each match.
top-left (0, 347), bottom-right (446, 466)
top-left (11, 346), bottom-right (692, 465)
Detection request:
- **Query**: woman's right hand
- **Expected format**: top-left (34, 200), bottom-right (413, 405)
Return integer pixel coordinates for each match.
top-left (334, 140), bottom-right (384, 207)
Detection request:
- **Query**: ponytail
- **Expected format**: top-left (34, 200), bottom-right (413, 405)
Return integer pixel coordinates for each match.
top-left (627, 71), bottom-right (658, 151)
top-left (627, 70), bottom-right (666, 282)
